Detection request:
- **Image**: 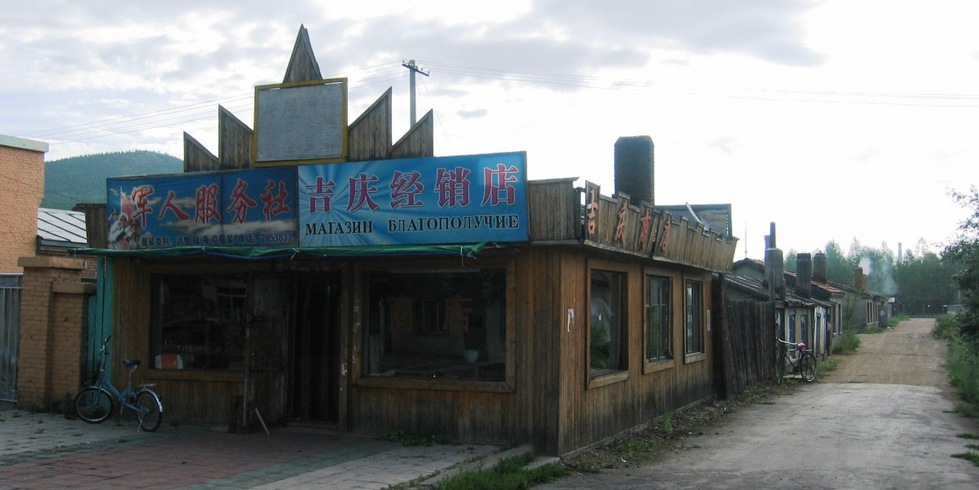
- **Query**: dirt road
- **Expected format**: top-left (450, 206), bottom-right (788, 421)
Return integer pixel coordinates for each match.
top-left (539, 318), bottom-right (979, 489)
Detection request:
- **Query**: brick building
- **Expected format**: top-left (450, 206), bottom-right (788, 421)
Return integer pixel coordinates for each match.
top-left (0, 134), bottom-right (48, 273)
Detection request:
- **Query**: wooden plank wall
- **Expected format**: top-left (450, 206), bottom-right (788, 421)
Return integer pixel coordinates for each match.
top-left (556, 250), bottom-right (715, 454)
top-left (527, 179), bottom-right (581, 241)
top-left (218, 106), bottom-right (253, 170)
top-left (183, 132), bottom-right (219, 173)
top-left (348, 89), bottom-right (393, 162)
top-left (720, 299), bottom-right (776, 398)
top-left (109, 258), bottom-right (251, 426)
top-left (389, 110), bottom-right (434, 159)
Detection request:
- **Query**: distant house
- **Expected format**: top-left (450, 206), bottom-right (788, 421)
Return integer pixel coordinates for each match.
top-left (36, 207), bottom-right (95, 280)
top-left (730, 255), bottom-right (833, 358)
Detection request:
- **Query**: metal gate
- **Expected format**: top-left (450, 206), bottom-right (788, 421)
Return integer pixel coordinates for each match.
top-left (0, 274), bottom-right (23, 404)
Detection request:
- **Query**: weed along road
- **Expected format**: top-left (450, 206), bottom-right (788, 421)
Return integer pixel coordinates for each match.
top-left (539, 318), bottom-right (979, 489)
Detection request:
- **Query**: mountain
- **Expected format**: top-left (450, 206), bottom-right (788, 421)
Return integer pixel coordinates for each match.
top-left (42, 150), bottom-right (183, 210)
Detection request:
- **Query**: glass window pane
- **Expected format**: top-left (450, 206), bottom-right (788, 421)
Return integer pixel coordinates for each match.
top-left (152, 275), bottom-right (247, 371)
top-left (364, 268), bottom-right (506, 381)
top-left (645, 276), bottom-right (671, 361)
top-left (685, 281), bottom-right (703, 355)
top-left (591, 270), bottom-right (625, 376)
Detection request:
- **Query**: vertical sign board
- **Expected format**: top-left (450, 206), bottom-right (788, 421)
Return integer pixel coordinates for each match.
top-left (298, 152), bottom-right (529, 246)
top-left (106, 167), bottom-right (298, 249)
top-left (254, 79), bottom-right (348, 165)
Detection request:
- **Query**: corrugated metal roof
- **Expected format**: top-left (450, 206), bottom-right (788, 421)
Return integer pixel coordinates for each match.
top-left (37, 207), bottom-right (87, 247)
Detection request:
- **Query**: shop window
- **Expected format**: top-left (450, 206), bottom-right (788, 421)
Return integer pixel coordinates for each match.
top-left (151, 275), bottom-right (247, 371)
top-left (684, 280), bottom-right (703, 355)
top-left (591, 270), bottom-right (626, 377)
top-left (644, 275), bottom-right (671, 362)
top-left (364, 268), bottom-right (506, 381)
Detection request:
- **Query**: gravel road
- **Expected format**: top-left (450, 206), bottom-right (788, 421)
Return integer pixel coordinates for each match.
top-left (538, 318), bottom-right (979, 489)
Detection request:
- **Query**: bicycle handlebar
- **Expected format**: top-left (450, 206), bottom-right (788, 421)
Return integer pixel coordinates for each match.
top-left (776, 337), bottom-right (806, 350)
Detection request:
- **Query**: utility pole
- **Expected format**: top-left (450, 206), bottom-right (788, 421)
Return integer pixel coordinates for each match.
top-left (402, 59), bottom-right (429, 126)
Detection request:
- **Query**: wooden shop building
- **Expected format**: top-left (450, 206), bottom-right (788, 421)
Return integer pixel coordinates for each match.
top-left (78, 28), bottom-right (737, 456)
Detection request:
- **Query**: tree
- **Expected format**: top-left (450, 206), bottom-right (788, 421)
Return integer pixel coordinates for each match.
top-left (823, 240), bottom-right (854, 285)
top-left (942, 186), bottom-right (979, 341)
top-left (895, 250), bottom-right (956, 315)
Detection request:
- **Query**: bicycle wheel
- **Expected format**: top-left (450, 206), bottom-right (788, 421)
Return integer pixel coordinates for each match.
top-left (800, 352), bottom-right (817, 383)
top-left (75, 387), bottom-right (115, 423)
top-left (135, 391), bottom-right (163, 432)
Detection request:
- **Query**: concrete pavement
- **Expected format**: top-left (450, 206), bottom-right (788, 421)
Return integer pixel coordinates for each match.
top-left (0, 407), bottom-right (523, 489)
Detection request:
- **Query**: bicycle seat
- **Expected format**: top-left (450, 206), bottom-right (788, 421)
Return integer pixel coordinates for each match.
top-left (123, 359), bottom-right (141, 370)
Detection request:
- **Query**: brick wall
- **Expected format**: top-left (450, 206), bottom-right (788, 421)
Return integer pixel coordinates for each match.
top-left (0, 143), bottom-right (45, 273)
top-left (16, 256), bottom-right (93, 409)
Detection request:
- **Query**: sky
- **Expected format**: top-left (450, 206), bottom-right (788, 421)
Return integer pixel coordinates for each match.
top-left (2, 0), bottom-right (978, 261)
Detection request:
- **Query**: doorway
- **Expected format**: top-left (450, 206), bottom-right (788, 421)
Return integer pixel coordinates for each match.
top-left (289, 273), bottom-right (341, 424)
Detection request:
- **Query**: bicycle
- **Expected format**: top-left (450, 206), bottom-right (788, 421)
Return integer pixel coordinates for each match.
top-left (74, 336), bottom-right (164, 431)
top-left (776, 337), bottom-right (817, 383)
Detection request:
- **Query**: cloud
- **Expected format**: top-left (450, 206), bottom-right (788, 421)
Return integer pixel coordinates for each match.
top-left (534, 0), bottom-right (823, 66)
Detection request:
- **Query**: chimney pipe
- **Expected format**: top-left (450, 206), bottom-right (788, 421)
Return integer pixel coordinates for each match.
top-left (764, 222), bottom-right (785, 301)
top-left (614, 136), bottom-right (654, 205)
top-left (854, 267), bottom-right (865, 291)
top-left (813, 252), bottom-right (827, 282)
top-left (796, 253), bottom-right (812, 298)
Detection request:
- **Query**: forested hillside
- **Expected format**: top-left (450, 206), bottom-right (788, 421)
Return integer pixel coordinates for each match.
top-left (42, 150), bottom-right (182, 209)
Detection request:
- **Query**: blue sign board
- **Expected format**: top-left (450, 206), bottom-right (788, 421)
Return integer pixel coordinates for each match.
top-left (298, 152), bottom-right (528, 246)
top-left (105, 152), bottom-right (528, 250)
top-left (107, 167), bottom-right (298, 249)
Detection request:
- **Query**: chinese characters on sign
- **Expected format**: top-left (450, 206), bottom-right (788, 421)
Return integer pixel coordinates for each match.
top-left (106, 152), bottom-right (529, 249)
top-left (107, 168), bottom-right (299, 249)
top-left (298, 152), bottom-right (528, 247)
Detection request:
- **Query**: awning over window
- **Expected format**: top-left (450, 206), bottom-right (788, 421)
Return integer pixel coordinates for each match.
top-left (73, 242), bottom-right (495, 261)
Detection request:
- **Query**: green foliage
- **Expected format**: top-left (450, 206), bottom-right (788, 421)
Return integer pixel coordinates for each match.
top-left (938, 312), bottom-right (979, 412)
top-left (42, 150), bottom-right (183, 210)
top-left (434, 454), bottom-right (567, 490)
top-left (833, 326), bottom-right (861, 354)
top-left (886, 313), bottom-right (909, 328)
top-left (934, 314), bottom-right (959, 340)
top-left (896, 249), bottom-right (958, 316)
top-left (818, 358), bottom-right (838, 372)
top-left (943, 186), bottom-right (979, 341)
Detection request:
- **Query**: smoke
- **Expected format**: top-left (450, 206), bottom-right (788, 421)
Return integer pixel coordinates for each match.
top-left (859, 255), bottom-right (898, 296)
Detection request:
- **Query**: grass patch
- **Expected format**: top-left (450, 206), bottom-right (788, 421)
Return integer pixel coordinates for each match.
top-left (886, 313), bottom-right (909, 328)
top-left (434, 454), bottom-right (567, 490)
top-left (863, 326), bottom-right (885, 334)
top-left (957, 433), bottom-right (979, 440)
top-left (954, 403), bottom-right (979, 418)
top-left (382, 430), bottom-right (455, 447)
top-left (952, 451), bottom-right (979, 466)
top-left (818, 358), bottom-right (838, 372)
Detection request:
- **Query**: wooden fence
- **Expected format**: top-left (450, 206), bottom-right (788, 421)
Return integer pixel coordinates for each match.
top-left (719, 299), bottom-right (776, 398)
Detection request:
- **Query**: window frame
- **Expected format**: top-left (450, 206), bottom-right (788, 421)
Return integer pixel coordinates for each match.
top-left (587, 260), bottom-right (630, 388)
top-left (353, 257), bottom-right (517, 393)
top-left (683, 278), bottom-right (706, 363)
top-left (643, 269), bottom-right (676, 374)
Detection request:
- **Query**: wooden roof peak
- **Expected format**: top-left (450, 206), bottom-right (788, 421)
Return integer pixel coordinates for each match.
top-left (283, 24), bottom-right (323, 83)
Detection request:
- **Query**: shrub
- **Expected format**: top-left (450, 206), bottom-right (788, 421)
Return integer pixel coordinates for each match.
top-left (833, 326), bottom-right (861, 354)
